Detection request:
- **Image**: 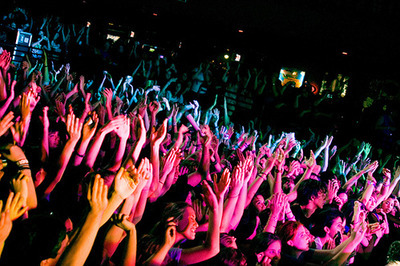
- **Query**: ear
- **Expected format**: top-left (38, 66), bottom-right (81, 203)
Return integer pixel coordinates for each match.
top-left (324, 226), bottom-right (330, 235)
top-left (255, 252), bottom-right (264, 263)
top-left (287, 240), bottom-right (294, 247)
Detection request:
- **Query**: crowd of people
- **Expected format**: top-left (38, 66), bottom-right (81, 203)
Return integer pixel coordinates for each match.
top-left (1, 5), bottom-right (400, 266)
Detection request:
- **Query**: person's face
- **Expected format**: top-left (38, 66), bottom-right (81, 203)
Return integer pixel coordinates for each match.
top-left (313, 190), bottom-right (326, 209)
top-left (366, 195), bottom-right (377, 212)
top-left (283, 179), bottom-right (295, 192)
top-left (177, 207), bottom-right (198, 240)
top-left (252, 195), bottom-right (266, 213)
top-left (289, 225), bottom-right (310, 251)
top-left (221, 234), bottom-right (238, 249)
top-left (49, 131), bottom-right (61, 149)
top-left (382, 198), bottom-right (395, 213)
top-left (257, 240), bottom-right (281, 266)
top-left (327, 217), bottom-right (344, 239)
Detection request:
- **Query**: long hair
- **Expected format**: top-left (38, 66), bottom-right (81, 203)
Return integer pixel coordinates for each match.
top-left (277, 221), bottom-right (303, 251)
top-left (137, 201), bottom-right (190, 264)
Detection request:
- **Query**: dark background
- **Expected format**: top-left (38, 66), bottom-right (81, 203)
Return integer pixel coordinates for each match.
top-left (5, 0), bottom-right (400, 75)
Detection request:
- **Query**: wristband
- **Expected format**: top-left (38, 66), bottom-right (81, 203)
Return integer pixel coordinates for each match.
top-left (74, 151), bottom-right (85, 158)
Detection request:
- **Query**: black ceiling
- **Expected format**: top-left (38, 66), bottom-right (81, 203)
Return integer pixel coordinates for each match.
top-left (5, 0), bottom-right (400, 76)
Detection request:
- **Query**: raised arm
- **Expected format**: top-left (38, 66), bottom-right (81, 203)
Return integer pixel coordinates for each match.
top-left (43, 113), bottom-right (83, 197)
top-left (179, 181), bottom-right (221, 265)
top-left (58, 175), bottom-right (108, 265)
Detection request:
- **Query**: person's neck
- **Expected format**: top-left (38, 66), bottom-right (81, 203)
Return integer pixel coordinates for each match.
top-left (174, 233), bottom-right (185, 245)
top-left (318, 235), bottom-right (331, 247)
top-left (286, 247), bottom-right (304, 259)
top-left (300, 203), bottom-right (317, 218)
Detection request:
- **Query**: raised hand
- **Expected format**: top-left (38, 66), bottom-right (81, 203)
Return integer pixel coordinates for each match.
top-left (66, 113), bottom-right (83, 142)
top-left (150, 118), bottom-right (168, 146)
top-left (38, 106), bottom-right (50, 129)
top-left (2, 192), bottom-right (28, 221)
top-left (0, 111), bottom-right (14, 137)
top-left (201, 180), bottom-right (219, 211)
top-left (113, 163), bottom-right (148, 199)
top-left (269, 192), bottom-right (288, 216)
top-left (114, 115), bottom-right (130, 140)
top-left (148, 100), bottom-right (160, 115)
top-left (11, 173), bottom-right (29, 206)
top-left (0, 208), bottom-right (12, 244)
top-left (213, 169), bottom-right (231, 199)
top-left (133, 114), bottom-right (146, 143)
top-left (82, 112), bottom-right (99, 141)
top-left (111, 213), bottom-right (135, 232)
top-left (87, 175), bottom-right (109, 215)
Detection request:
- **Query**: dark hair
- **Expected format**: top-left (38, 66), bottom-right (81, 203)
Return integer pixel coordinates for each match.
top-left (216, 247), bottom-right (247, 266)
top-left (251, 232), bottom-right (281, 254)
top-left (310, 209), bottom-right (345, 238)
top-left (296, 179), bottom-right (327, 206)
top-left (1, 214), bottom-right (66, 265)
top-left (387, 240), bottom-right (400, 263)
top-left (137, 201), bottom-right (191, 264)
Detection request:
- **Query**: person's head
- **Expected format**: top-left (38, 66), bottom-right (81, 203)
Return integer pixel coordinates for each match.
top-left (365, 193), bottom-right (377, 212)
top-left (296, 179), bottom-right (327, 209)
top-left (220, 233), bottom-right (238, 249)
top-left (217, 247), bottom-right (247, 266)
top-left (381, 195), bottom-right (396, 214)
top-left (387, 240), bottom-right (400, 265)
top-left (310, 209), bottom-right (345, 240)
top-left (157, 201), bottom-right (199, 241)
top-left (250, 232), bottom-right (281, 266)
top-left (1, 214), bottom-right (67, 265)
top-left (252, 194), bottom-right (267, 213)
top-left (282, 176), bottom-right (295, 194)
top-left (278, 221), bottom-right (310, 253)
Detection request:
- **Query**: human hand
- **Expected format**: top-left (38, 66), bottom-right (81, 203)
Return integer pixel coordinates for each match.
top-left (163, 217), bottom-right (177, 247)
top-left (133, 114), bottom-right (146, 143)
top-left (326, 179), bottom-right (339, 203)
top-left (275, 147), bottom-right (286, 171)
top-left (114, 115), bottom-right (130, 140)
top-left (111, 213), bottom-right (135, 232)
top-left (102, 87), bottom-right (113, 105)
top-left (55, 99), bottom-right (66, 123)
top-left (20, 90), bottom-right (40, 119)
top-left (201, 180), bottom-right (219, 211)
top-left (87, 175), bottom-right (109, 215)
top-left (38, 106), bottom-right (50, 130)
top-left (0, 111), bottom-right (14, 137)
top-left (162, 148), bottom-right (179, 175)
top-left (269, 192), bottom-right (288, 216)
top-left (382, 168), bottom-right (391, 183)
top-left (1, 192), bottom-right (28, 221)
top-left (230, 165), bottom-right (244, 194)
top-left (11, 173), bottom-right (29, 207)
top-left (66, 113), bottom-right (83, 142)
top-left (148, 100), bottom-right (160, 115)
top-left (304, 150), bottom-right (316, 169)
top-left (101, 115), bottom-right (126, 135)
top-left (0, 208), bottom-right (12, 243)
top-left (150, 118), bottom-right (168, 146)
top-left (363, 160), bottom-right (378, 175)
top-left (213, 168), bottom-right (231, 199)
top-left (113, 163), bottom-right (148, 199)
top-left (82, 112), bottom-right (99, 141)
